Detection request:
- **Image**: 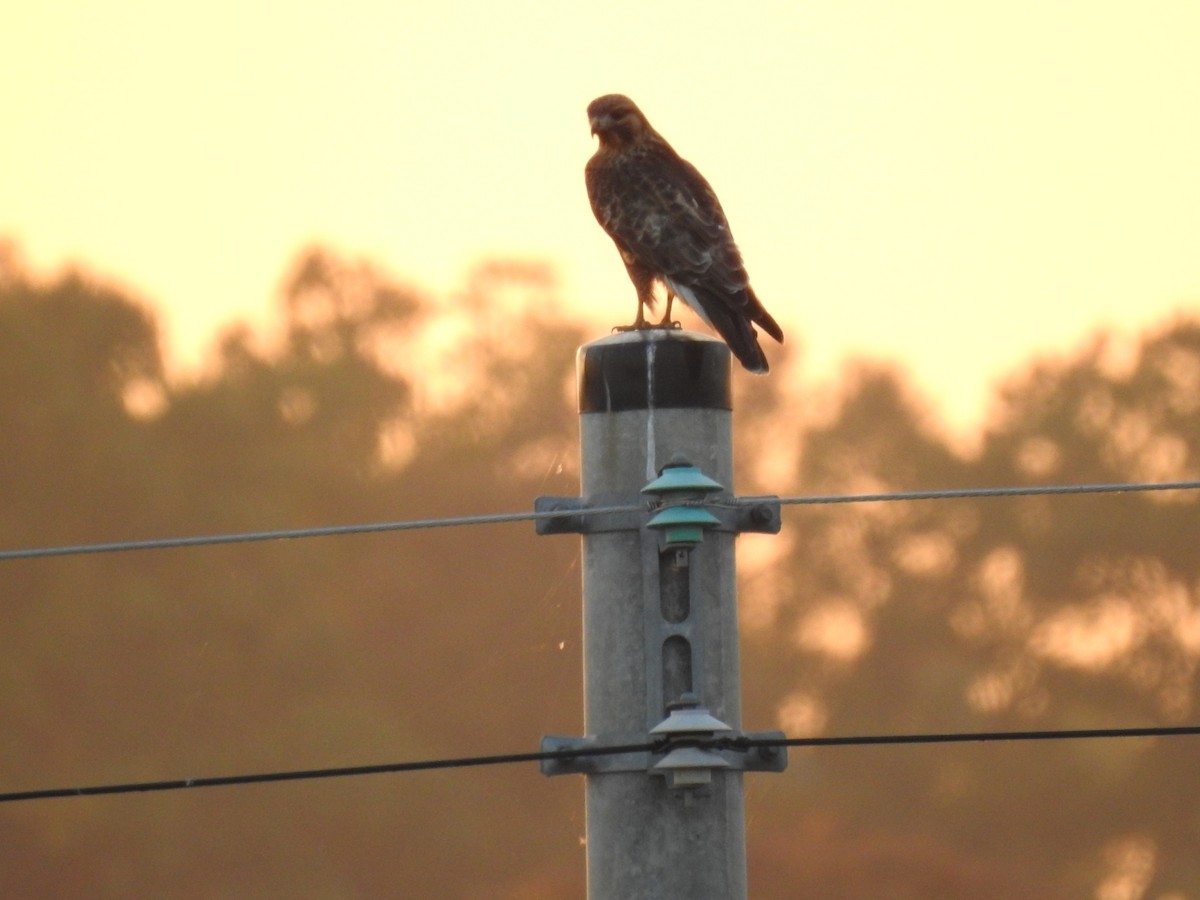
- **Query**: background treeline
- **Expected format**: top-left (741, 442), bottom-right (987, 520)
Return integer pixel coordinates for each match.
top-left (2, 242), bottom-right (1198, 897)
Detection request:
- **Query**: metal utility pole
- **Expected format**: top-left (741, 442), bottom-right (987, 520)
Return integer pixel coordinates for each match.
top-left (537, 328), bottom-right (785, 900)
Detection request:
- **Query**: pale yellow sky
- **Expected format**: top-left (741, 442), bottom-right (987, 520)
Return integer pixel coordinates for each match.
top-left (3, 1), bottom-right (1199, 431)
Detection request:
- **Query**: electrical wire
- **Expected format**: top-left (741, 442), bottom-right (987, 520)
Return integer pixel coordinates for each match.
top-left (4, 724), bottom-right (1197, 805)
top-left (768, 479), bottom-right (1200, 507)
top-left (731, 723), bottom-right (1200, 750)
top-left (0, 503), bottom-right (645, 562)
top-left (3, 479), bottom-right (1199, 563)
top-left (0, 741), bottom-right (656, 804)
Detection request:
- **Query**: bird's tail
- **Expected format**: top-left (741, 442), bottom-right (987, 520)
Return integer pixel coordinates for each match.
top-left (669, 281), bottom-right (784, 374)
top-left (745, 286), bottom-right (784, 345)
top-left (696, 287), bottom-right (778, 375)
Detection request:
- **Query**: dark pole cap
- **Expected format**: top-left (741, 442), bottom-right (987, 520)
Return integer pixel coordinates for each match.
top-left (577, 330), bottom-right (731, 413)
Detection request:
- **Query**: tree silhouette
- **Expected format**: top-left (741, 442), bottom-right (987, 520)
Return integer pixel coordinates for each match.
top-left (1, 239), bottom-right (1198, 896)
top-left (739, 323), bottom-right (1200, 896)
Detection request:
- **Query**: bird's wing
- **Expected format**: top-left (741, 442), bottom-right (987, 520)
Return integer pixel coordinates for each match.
top-left (591, 145), bottom-right (751, 297)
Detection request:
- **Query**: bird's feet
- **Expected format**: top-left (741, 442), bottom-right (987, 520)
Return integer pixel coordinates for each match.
top-left (611, 319), bottom-right (650, 333)
top-left (611, 320), bottom-right (680, 333)
top-left (611, 298), bottom-right (679, 332)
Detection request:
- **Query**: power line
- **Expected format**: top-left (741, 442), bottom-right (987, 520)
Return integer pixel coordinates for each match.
top-left (0, 741), bottom-right (656, 804)
top-left (769, 478), bottom-right (1200, 507)
top-left (5, 724), bottom-right (1197, 805)
top-left (732, 723), bottom-right (1200, 750)
top-left (0, 504), bottom-right (646, 562)
top-left (3, 478), bottom-right (1198, 564)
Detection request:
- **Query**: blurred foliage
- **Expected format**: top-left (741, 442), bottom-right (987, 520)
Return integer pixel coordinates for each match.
top-left (1, 239), bottom-right (1199, 897)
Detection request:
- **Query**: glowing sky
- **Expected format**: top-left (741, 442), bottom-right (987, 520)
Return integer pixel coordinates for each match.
top-left (3, 1), bottom-right (1199, 430)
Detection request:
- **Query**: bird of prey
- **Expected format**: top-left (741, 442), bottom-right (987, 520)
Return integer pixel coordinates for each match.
top-left (585, 93), bottom-right (783, 373)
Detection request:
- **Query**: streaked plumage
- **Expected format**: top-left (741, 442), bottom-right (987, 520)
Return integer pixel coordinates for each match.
top-left (585, 94), bottom-right (783, 373)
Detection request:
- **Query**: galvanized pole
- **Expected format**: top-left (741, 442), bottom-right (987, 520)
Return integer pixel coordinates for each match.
top-left (538, 328), bottom-right (783, 899)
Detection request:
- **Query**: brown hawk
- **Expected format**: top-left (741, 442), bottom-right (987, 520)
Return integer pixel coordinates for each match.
top-left (585, 94), bottom-right (783, 373)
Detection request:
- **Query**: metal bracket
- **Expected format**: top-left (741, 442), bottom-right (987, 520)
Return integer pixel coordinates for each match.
top-left (539, 733), bottom-right (650, 776)
top-left (534, 493), bottom-right (644, 535)
top-left (539, 731), bottom-right (788, 778)
top-left (728, 496), bottom-right (783, 535)
top-left (534, 494), bottom-right (781, 536)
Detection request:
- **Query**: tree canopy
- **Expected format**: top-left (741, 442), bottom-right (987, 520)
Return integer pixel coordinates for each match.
top-left (1, 241), bottom-right (1198, 897)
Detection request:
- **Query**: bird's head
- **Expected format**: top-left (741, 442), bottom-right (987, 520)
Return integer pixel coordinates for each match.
top-left (587, 94), bottom-right (650, 148)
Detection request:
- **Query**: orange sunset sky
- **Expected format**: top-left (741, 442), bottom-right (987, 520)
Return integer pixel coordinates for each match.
top-left (3, 1), bottom-right (1199, 431)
